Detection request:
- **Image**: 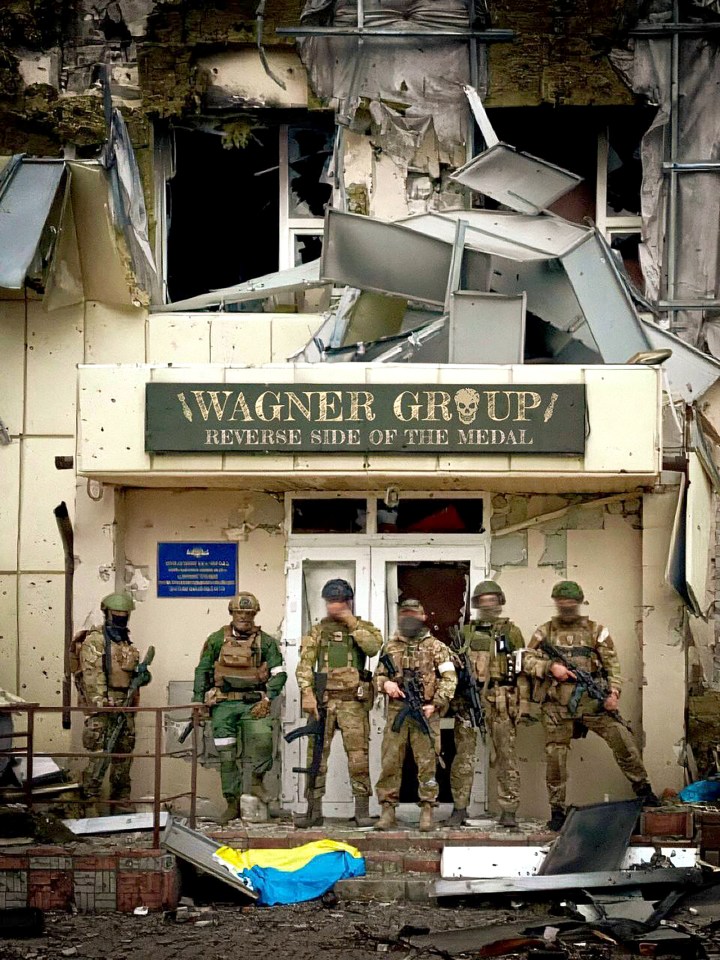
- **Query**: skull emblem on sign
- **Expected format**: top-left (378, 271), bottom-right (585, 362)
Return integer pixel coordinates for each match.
top-left (454, 388), bottom-right (481, 425)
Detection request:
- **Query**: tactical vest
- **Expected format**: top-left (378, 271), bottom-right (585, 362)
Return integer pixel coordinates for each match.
top-left (214, 627), bottom-right (269, 691)
top-left (547, 617), bottom-right (601, 674)
top-left (315, 619), bottom-right (365, 693)
top-left (108, 640), bottom-right (139, 689)
top-left (389, 633), bottom-right (437, 702)
top-left (463, 618), bottom-right (513, 684)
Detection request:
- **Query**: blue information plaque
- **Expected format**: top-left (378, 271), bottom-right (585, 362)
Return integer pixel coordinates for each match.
top-left (157, 542), bottom-right (237, 598)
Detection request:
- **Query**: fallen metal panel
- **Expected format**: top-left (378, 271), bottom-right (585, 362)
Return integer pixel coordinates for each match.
top-left (161, 816), bottom-right (258, 900)
top-left (408, 921), bottom-right (538, 955)
top-left (686, 451), bottom-right (713, 618)
top-left (561, 232), bottom-right (650, 362)
top-left (451, 142), bottom-right (583, 215)
top-left (643, 318), bottom-right (720, 402)
top-left (538, 799), bottom-right (642, 875)
top-left (449, 291), bottom-right (526, 363)
top-left (321, 209), bottom-right (490, 305)
top-left (0, 159), bottom-right (65, 289)
top-left (440, 846), bottom-right (698, 880)
top-left (400, 210), bottom-right (589, 260)
top-left (152, 259), bottom-right (326, 313)
top-left (435, 868), bottom-right (702, 898)
top-left (64, 812), bottom-right (169, 835)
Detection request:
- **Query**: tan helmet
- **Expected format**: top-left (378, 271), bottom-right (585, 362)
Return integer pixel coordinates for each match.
top-left (100, 592), bottom-right (135, 613)
top-left (398, 598), bottom-right (425, 615)
top-left (228, 592), bottom-right (260, 614)
top-left (471, 580), bottom-right (506, 607)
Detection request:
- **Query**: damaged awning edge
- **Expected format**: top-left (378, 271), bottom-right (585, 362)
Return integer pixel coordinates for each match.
top-left (151, 260), bottom-right (327, 313)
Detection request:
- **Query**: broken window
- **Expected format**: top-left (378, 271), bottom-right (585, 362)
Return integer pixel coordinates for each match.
top-left (291, 498), bottom-right (367, 533)
top-left (379, 499), bottom-right (484, 534)
top-left (163, 115), bottom-right (334, 304)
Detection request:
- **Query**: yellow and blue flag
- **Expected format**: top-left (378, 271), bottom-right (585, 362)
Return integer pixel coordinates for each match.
top-left (212, 839), bottom-right (366, 906)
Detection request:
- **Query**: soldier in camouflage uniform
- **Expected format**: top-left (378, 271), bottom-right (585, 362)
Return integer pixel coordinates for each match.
top-left (80, 593), bottom-right (143, 814)
top-left (374, 599), bottom-right (457, 833)
top-left (295, 579), bottom-right (383, 828)
top-left (449, 581), bottom-right (528, 829)
top-left (525, 581), bottom-right (659, 831)
top-left (193, 592), bottom-right (287, 825)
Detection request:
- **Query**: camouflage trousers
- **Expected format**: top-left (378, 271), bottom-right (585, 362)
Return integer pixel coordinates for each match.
top-left (450, 688), bottom-right (520, 812)
top-left (542, 703), bottom-right (649, 810)
top-left (375, 705), bottom-right (441, 807)
top-left (306, 698), bottom-right (371, 800)
top-left (81, 712), bottom-right (135, 800)
top-left (211, 700), bottom-right (274, 800)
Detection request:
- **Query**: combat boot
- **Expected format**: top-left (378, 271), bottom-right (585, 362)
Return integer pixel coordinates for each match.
top-left (373, 803), bottom-right (397, 831)
top-left (446, 807), bottom-right (467, 827)
top-left (547, 807), bottom-right (566, 832)
top-left (498, 810), bottom-right (518, 829)
top-left (218, 798), bottom-right (240, 826)
top-left (294, 798), bottom-right (324, 829)
top-left (352, 796), bottom-right (375, 828)
top-left (419, 803), bottom-right (434, 832)
top-left (250, 774), bottom-right (272, 804)
top-left (634, 782), bottom-right (661, 807)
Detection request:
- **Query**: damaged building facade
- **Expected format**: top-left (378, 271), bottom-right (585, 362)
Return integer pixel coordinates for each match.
top-left (1, 0), bottom-right (720, 820)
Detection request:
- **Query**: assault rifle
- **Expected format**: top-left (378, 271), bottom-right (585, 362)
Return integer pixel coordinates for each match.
top-left (284, 672), bottom-right (328, 796)
top-left (85, 646), bottom-right (155, 789)
top-left (538, 638), bottom-right (630, 729)
top-left (448, 626), bottom-right (487, 743)
top-left (379, 653), bottom-right (445, 769)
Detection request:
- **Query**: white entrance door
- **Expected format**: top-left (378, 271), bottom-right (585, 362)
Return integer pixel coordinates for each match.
top-left (282, 542), bottom-right (489, 818)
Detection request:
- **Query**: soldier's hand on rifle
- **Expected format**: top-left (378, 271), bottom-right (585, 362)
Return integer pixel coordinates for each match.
top-left (422, 704), bottom-right (436, 719)
top-left (301, 688), bottom-right (319, 720)
top-left (250, 696), bottom-right (271, 719)
top-left (604, 689), bottom-right (620, 711)
top-left (382, 680), bottom-right (405, 700)
top-left (550, 662), bottom-right (576, 682)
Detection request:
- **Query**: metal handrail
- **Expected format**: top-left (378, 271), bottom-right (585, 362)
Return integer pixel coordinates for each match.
top-left (0, 703), bottom-right (204, 847)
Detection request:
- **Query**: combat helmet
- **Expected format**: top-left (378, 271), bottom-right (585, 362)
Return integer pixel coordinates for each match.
top-left (229, 592), bottom-right (260, 614)
top-left (321, 579), bottom-right (354, 602)
top-left (551, 581), bottom-right (584, 602)
top-left (100, 592), bottom-right (135, 613)
top-left (471, 580), bottom-right (506, 607)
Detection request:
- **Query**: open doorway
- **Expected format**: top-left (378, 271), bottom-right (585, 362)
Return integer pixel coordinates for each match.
top-left (395, 562), bottom-right (469, 803)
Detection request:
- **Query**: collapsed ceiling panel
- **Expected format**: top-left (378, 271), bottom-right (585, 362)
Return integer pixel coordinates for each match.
top-left (0, 157), bottom-right (65, 290)
top-left (451, 144), bottom-right (584, 215)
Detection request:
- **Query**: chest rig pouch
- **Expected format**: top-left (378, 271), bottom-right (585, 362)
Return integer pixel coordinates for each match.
top-left (547, 617), bottom-right (599, 707)
top-left (318, 620), bottom-right (369, 698)
top-left (109, 641), bottom-right (139, 689)
top-left (214, 627), bottom-right (269, 691)
top-left (399, 638), bottom-right (436, 702)
top-left (465, 619), bottom-right (513, 684)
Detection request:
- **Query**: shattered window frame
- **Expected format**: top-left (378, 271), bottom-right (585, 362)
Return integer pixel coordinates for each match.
top-left (279, 121), bottom-right (333, 270)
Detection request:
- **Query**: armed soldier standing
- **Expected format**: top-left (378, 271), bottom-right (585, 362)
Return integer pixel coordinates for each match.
top-left (525, 581), bottom-right (659, 831)
top-left (374, 599), bottom-right (457, 833)
top-left (449, 581), bottom-right (528, 829)
top-left (80, 593), bottom-right (148, 814)
top-left (295, 579), bottom-right (383, 828)
top-left (193, 592), bottom-right (287, 825)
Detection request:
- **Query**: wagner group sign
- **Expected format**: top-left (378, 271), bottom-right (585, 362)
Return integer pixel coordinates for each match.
top-left (145, 383), bottom-right (586, 455)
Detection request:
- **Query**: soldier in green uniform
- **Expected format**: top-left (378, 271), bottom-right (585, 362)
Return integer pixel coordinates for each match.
top-left (79, 593), bottom-right (144, 814)
top-left (449, 581), bottom-right (529, 829)
top-left (374, 599), bottom-right (457, 833)
top-left (192, 592), bottom-right (287, 825)
top-left (525, 581), bottom-right (660, 831)
top-left (295, 579), bottom-right (383, 828)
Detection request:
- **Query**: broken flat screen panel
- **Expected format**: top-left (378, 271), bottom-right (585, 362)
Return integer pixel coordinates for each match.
top-left (321, 209), bottom-right (490, 305)
top-left (451, 143), bottom-right (583, 215)
top-left (0, 159), bottom-right (65, 289)
top-left (537, 799), bottom-right (642, 876)
top-left (449, 291), bottom-right (526, 363)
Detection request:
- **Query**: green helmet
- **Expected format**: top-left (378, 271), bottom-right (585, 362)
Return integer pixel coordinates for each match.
top-left (100, 592), bottom-right (135, 613)
top-left (398, 598), bottom-right (425, 615)
top-left (551, 580), bottom-right (584, 602)
top-left (471, 580), bottom-right (506, 606)
top-left (229, 592), bottom-right (260, 614)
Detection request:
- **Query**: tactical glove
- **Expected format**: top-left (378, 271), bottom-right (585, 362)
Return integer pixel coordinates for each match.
top-left (250, 697), bottom-right (271, 719)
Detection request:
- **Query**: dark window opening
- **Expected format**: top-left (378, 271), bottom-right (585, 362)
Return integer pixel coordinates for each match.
top-left (167, 126), bottom-right (280, 303)
top-left (398, 729), bottom-right (456, 804)
top-left (379, 499), bottom-right (484, 535)
top-left (291, 498), bottom-right (367, 534)
top-left (288, 125), bottom-right (333, 218)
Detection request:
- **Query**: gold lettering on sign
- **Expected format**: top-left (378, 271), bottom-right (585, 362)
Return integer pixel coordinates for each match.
top-left (393, 391), bottom-right (421, 421)
top-left (255, 391), bottom-right (283, 422)
top-left (228, 392), bottom-right (252, 422)
top-left (485, 391), bottom-right (511, 422)
top-left (515, 391), bottom-right (542, 421)
top-left (192, 390), bottom-right (234, 421)
top-left (424, 391), bottom-right (452, 422)
top-left (347, 391), bottom-right (376, 422)
top-left (318, 391), bottom-right (343, 422)
top-left (286, 392), bottom-right (313, 422)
